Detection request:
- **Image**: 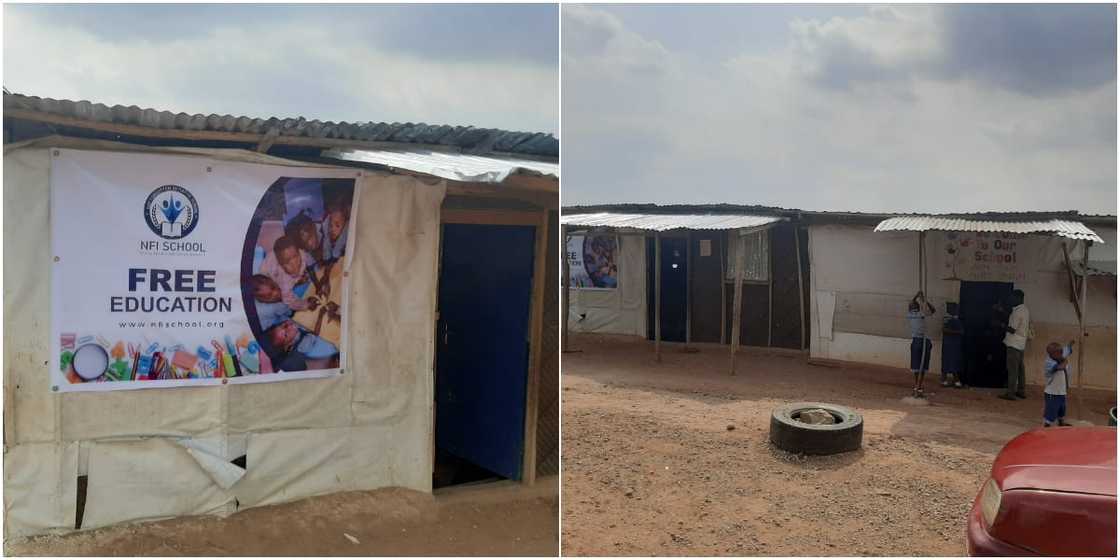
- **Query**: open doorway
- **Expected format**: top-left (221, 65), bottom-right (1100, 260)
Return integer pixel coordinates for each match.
top-left (433, 223), bottom-right (536, 488)
top-left (959, 280), bottom-right (1014, 388)
top-left (646, 236), bottom-right (689, 342)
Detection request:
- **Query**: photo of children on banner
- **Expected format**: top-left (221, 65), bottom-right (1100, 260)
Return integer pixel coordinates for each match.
top-left (244, 177), bottom-right (354, 372)
top-left (582, 235), bottom-right (618, 289)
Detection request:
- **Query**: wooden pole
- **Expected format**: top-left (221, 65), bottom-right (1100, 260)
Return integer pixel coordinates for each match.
top-left (561, 225), bottom-right (571, 353)
top-left (1061, 243), bottom-right (1083, 320)
top-left (1075, 241), bottom-right (1090, 418)
top-left (767, 229), bottom-right (774, 348)
top-left (729, 231), bottom-right (746, 375)
top-left (655, 232), bottom-right (662, 363)
top-left (686, 233), bottom-right (693, 347)
top-left (794, 226), bottom-right (806, 351)
top-left (916, 233), bottom-right (922, 295)
top-left (919, 232), bottom-right (927, 296)
top-left (520, 209), bottom-right (549, 485)
top-left (720, 232), bottom-right (727, 345)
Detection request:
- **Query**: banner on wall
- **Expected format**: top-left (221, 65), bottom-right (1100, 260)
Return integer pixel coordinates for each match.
top-left (567, 235), bottom-right (619, 289)
top-left (50, 149), bottom-right (360, 392)
top-left (940, 231), bottom-right (1028, 282)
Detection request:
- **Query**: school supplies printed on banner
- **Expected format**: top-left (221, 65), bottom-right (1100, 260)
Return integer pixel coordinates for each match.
top-left (49, 149), bottom-right (359, 392)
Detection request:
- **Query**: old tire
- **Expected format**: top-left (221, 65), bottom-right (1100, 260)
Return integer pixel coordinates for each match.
top-left (769, 402), bottom-right (863, 455)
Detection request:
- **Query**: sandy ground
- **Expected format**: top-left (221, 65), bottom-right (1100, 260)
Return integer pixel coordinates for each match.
top-left (6, 478), bottom-right (558, 556)
top-left (560, 334), bottom-right (1115, 557)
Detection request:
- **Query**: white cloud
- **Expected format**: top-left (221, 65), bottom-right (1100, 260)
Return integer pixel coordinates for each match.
top-left (3, 10), bottom-right (558, 133)
top-left (561, 5), bottom-right (1116, 214)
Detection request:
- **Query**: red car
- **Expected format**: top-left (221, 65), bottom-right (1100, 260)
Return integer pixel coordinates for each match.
top-left (967, 426), bottom-right (1117, 556)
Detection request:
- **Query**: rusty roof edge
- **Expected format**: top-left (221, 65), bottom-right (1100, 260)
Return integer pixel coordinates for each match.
top-left (560, 204), bottom-right (1115, 223)
top-left (3, 91), bottom-right (558, 159)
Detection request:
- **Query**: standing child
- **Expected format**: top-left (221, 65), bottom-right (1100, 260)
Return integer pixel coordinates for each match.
top-left (1043, 340), bottom-right (1075, 427)
top-left (908, 291), bottom-right (937, 398)
top-left (941, 302), bottom-right (964, 388)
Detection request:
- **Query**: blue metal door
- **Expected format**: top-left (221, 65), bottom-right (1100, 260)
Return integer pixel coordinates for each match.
top-left (435, 223), bottom-right (535, 480)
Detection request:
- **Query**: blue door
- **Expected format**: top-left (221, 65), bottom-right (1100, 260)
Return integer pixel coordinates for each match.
top-left (646, 236), bottom-right (689, 342)
top-left (435, 223), bottom-right (535, 480)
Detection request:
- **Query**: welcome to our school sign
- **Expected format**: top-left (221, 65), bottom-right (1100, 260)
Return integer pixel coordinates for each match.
top-left (49, 149), bottom-right (359, 392)
top-left (940, 231), bottom-right (1028, 283)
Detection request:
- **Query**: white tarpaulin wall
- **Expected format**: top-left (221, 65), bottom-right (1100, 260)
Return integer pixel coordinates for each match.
top-left (808, 224), bottom-right (1116, 390)
top-left (566, 234), bottom-right (646, 337)
top-left (4, 141), bottom-right (445, 537)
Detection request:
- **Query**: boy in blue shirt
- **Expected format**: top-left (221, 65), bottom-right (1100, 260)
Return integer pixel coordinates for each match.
top-left (250, 274), bottom-right (294, 331)
top-left (264, 319), bottom-right (339, 372)
top-left (907, 291), bottom-right (936, 398)
top-left (1043, 340), bottom-right (1075, 427)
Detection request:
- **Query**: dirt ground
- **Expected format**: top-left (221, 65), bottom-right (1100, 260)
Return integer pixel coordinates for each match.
top-left (561, 334), bottom-right (1116, 557)
top-left (6, 478), bottom-right (558, 556)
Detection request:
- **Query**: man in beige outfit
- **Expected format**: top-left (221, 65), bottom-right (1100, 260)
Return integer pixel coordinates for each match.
top-left (999, 289), bottom-right (1030, 400)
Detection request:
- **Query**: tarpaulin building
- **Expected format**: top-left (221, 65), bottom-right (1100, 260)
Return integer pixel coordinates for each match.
top-left (3, 92), bottom-right (558, 537)
top-left (563, 204), bottom-right (1116, 391)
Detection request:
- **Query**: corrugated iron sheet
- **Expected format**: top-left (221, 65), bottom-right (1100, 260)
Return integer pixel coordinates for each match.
top-left (564, 204), bottom-right (1116, 227)
top-left (560, 212), bottom-right (783, 232)
top-left (4, 92), bottom-right (558, 157)
top-left (322, 147), bottom-right (557, 184)
top-left (875, 216), bottom-right (1104, 243)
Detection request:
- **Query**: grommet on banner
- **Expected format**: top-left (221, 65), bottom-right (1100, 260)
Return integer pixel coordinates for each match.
top-left (51, 385), bottom-right (59, 392)
top-left (222, 378), bottom-right (229, 385)
top-left (206, 166), bottom-right (213, 173)
top-left (52, 150), bottom-right (60, 157)
top-left (54, 256), bottom-right (60, 262)
top-left (339, 369), bottom-right (345, 375)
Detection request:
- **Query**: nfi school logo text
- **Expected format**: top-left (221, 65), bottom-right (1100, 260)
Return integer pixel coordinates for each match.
top-left (141, 185), bottom-right (205, 254)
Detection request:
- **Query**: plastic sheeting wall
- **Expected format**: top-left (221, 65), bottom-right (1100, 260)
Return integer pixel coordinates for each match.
top-left (566, 234), bottom-right (647, 337)
top-left (4, 144), bottom-right (446, 537)
top-left (808, 224), bottom-right (1116, 390)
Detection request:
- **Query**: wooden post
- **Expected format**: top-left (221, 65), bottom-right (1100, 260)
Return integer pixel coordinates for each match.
top-left (729, 231), bottom-right (746, 375)
top-left (686, 233), bottom-right (693, 347)
top-left (794, 226), bottom-right (806, 351)
top-left (919, 231), bottom-right (927, 296)
top-left (520, 210), bottom-right (549, 485)
top-left (767, 230), bottom-right (774, 348)
top-left (655, 231), bottom-right (662, 362)
top-left (1061, 243), bottom-right (1083, 320)
top-left (720, 232), bottom-right (727, 345)
top-left (1075, 241), bottom-right (1090, 418)
top-left (561, 225), bottom-right (570, 353)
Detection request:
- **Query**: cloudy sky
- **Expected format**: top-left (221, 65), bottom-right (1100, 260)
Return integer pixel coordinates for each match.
top-left (563, 4), bottom-right (1116, 214)
top-left (4, 4), bottom-right (558, 134)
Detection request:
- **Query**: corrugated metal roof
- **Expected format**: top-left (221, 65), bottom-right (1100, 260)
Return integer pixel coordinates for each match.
top-left (3, 92), bottom-right (558, 157)
top-left (563, 203), bottom-right (1116, 225)
top-left (875, 216), bottom-right (1105, 243)
top-left (322, 147), bottom-right (557, 184)
top-left (560, 212), bottom-right (783, 232)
